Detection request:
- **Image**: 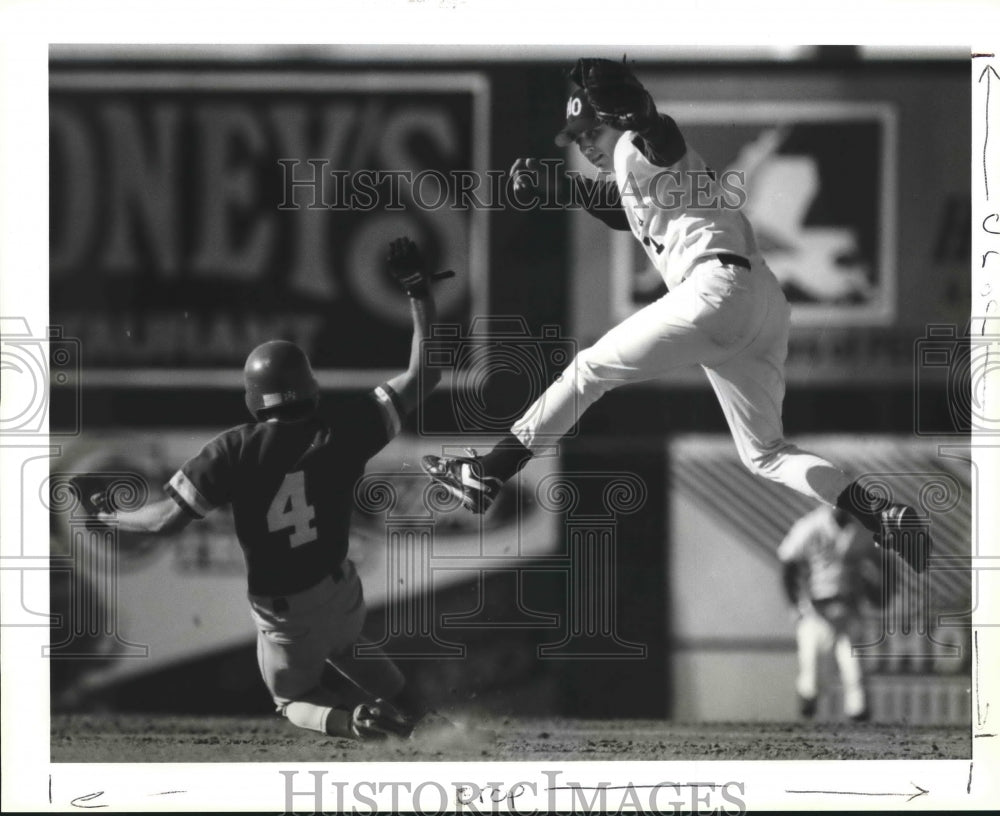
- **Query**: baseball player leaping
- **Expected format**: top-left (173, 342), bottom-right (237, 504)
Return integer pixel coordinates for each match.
top-left (75, 238), bottom-right (457, 742)
top-left (423, 58), bottom-right (929, 575)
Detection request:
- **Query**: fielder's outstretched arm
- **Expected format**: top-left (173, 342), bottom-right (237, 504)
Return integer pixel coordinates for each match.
top-left (510, 156), bottom-right (630, 231)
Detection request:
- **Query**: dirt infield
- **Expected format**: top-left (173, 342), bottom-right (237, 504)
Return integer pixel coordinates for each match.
top-left (51, 713), bottom-right (970, 763)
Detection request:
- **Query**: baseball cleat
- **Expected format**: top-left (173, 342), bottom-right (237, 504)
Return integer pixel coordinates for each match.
top-left (875, 504), bottom-right (931, 574)
top-left (848, 707), bottom-right (871, 723)
top-left (421, 449), bottom-right (502, 514)
top-left (350, 700), bottom-right (413, 740)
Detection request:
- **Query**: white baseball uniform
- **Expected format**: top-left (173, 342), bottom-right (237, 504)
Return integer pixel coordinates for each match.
top-left (512, 115), bottom-right (852, 507)
top-left (778, 506), bottom-right (872, 717)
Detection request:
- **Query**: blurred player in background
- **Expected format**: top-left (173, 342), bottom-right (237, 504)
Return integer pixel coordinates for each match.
top-left (75, 238), bottom-right (451, 742)
top-left (779, 506), bottom-right (883, 721)
top-left (423, 57), bottom-right (928, 575)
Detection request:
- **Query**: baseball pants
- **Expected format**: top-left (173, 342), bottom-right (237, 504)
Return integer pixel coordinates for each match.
top-left (795, 600), bottom-right (867, 717)
top-left (248, 559), bottom-right (405, 709)
top-left (511, 256), bottom-right (852, 506)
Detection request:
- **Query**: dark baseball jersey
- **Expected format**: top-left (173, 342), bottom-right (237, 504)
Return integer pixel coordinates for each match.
top-left (165, 385), bottom-right (402, 596)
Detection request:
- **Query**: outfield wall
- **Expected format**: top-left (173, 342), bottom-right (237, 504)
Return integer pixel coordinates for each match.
top-left (667, 434), bottom-right (972, 724)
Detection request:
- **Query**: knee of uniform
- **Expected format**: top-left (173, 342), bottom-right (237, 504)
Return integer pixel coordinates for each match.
top-left (568, 349), bottom-right (618, 395)
top-left (269, 673), bottom-right (316, 707)
top-left (742, 440), bottom-right (793, 477)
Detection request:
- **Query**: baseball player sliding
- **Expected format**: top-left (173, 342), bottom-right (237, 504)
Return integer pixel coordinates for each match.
top-left (423, 57), bottom-right (929, 575)
top-left (74, 238), bottom-right (453, 742)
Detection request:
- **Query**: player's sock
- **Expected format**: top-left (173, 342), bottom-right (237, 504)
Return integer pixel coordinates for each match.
top-left (480, 434), bottom-right (534, 483)
top-left (323, 707), bottom-right (357, 738)
top-left (283, 701), bottom-right (355, 738)
top-left (834, 482), bottom-right (882, 534)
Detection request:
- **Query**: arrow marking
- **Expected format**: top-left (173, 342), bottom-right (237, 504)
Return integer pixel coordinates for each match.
top-left (786, 783), bottom-right (928, 803)
top-left (976, 630), bottom-right (990, 727)
top-left (979, 65), bottom-right (999, 199)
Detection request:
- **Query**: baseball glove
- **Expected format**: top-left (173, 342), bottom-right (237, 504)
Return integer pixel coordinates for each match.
top-left (570, 57), bottom-right (657, 132)
top-left (386, 237), bottom-right (455, 298)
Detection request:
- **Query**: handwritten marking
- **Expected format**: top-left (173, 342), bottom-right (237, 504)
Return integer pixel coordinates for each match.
top-left (984, 214), bottom-right (1000, 234)
top-left (786, 783), bottom-right (927, 803)
top-left (968, 762), bottom-right (973, 794)
top-left (70, 791), bottom-right (108, 809)
top-left (974, 733), bottom-right (997, 738)
top-left (985, 354), bottom-right (992, 418)
top-left (973, 53), bottom-right (996, 58)
top-left (983, 250), bottom-right (999, 266)
top-left (49, 775), bottom-right (52, 805)
top-left (975, 631), bottom-right (990, 726)
top-left (56, 787), bottom-right (188, 809)
top-left (975, 630), bottom-right (981, 725)
top-left (981, 65), bottom-right (999, 198)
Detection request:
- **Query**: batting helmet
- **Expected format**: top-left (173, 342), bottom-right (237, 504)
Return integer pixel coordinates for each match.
top-left (243, 340), bottom-right (320, 419)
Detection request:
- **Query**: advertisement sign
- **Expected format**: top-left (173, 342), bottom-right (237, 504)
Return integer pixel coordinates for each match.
top-left (48, 70), bottom-right (490, 384)
top-left (612, 102), bottom-right (897, 327)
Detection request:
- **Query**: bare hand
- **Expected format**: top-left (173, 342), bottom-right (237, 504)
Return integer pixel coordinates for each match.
top-left (509, 158), bottom-right (556, 196)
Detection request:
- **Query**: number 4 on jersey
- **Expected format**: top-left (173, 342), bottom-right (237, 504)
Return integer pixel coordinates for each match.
top-left (266, 471), bottom-right (317, 548)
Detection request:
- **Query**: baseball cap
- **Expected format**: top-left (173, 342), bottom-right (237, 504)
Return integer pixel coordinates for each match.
top-left (554, 88), bottom-right (601, 147)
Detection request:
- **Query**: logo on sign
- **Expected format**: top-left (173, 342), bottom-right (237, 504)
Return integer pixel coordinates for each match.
top-left (612, 101), bottom-right (898, 328)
